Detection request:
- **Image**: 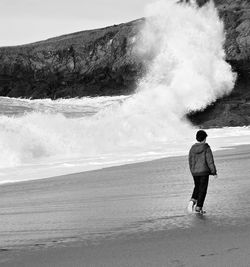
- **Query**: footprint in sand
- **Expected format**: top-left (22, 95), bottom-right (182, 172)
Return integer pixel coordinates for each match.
top-left (226, 247), bottom-right (239, 253)
top-left (200, 247), bottom-right (240, 258)
top-left (0, 249), bottom-right (9, 252)
top-left (200, 252), bottom-right (217, 257)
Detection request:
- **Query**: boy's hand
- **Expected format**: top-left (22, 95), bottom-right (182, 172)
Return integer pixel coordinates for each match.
top-left (214, 174), bottom-right (218, 179)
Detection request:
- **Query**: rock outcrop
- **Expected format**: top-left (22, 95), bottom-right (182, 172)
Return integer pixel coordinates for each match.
top-left (0, 0), bottom-right (250, 127)
top-left (0, 19), bottom-right (144, 99)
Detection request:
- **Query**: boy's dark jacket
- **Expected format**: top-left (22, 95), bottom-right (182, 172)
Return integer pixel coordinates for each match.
top-left (189, 143), bottom-right (217, 176)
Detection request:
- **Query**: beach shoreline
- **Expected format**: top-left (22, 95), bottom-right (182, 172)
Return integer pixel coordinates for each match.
top-left (0, 144), bottom-right (250, 266)
top-left (1, 142), bottom-right (249, 187)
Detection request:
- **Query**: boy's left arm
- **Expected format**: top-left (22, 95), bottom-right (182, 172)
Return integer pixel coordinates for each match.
top-left (205, 147), bottom-right (217, 175)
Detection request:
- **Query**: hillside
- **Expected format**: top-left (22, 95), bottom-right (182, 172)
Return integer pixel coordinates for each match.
top-left (0, 19), bottom-right (145, 99)
top-left (0, 0), bottom-right (250, 127)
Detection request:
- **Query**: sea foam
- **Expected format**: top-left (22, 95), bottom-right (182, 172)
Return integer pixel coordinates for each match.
top-left (0, 1), bottom-right (242, 182)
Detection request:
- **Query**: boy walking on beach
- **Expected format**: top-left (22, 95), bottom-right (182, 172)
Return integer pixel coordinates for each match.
top-left (188, 130), bottom-right (217, 214)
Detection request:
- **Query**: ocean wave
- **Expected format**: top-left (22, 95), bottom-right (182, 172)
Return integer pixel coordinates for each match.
top-left (0, 1), bottom-right (240, 182)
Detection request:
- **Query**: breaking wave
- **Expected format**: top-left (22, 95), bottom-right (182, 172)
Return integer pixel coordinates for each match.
top-left (0, 1), bottom-right (235, 173)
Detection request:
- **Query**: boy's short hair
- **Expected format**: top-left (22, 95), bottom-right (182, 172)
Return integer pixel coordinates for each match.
top-left (196, 130), bottom-right (207, 142)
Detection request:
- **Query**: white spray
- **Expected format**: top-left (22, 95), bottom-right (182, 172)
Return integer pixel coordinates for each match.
top-left (0, 0), bottom-right (235, 170)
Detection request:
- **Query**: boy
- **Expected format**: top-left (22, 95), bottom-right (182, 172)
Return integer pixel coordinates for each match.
top-left (188, 130), bottom-right (217, 214)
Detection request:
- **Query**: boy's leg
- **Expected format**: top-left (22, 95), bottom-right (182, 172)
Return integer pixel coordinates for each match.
top-left (187, 176), bottom-right (199, 212)
top-left (191, 176), bottom-right (199, 203)
top-left (196, 175), bottom-right (209, 209)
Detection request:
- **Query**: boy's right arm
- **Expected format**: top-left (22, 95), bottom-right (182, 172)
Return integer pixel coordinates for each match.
top-left (188, 150), bottom-right (193, 171)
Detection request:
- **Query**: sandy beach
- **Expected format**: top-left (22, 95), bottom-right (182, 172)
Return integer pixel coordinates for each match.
top-left (1, 0), bottom-right (250, 266)
top-left (0, 144), bottom-right (250, 266)
top-left (3, 224), bottom-right (250, 267)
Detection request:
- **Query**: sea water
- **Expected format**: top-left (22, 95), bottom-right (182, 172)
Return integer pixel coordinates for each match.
top-left (0, 96), bottom-right (249, 185)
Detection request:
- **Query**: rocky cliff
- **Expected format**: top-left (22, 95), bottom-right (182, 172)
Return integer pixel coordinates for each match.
top-left (0, 0), bottom-right (250, 127)
top-left (0, 19), bottom-right (145, 99)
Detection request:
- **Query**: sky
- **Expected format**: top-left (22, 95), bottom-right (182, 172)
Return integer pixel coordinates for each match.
top-left (0, 0), bottom-right (154, 47)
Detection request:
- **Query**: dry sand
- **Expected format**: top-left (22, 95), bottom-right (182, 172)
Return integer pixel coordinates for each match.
top-left (0, 145), bottom-right (250, 267)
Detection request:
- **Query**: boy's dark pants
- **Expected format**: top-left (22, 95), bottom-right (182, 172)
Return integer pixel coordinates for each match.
top-left (191, 175), bottom-right (209, 208)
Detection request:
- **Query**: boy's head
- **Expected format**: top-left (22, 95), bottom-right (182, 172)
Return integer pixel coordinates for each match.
top-left (196, 130), bottom-right (207, 142)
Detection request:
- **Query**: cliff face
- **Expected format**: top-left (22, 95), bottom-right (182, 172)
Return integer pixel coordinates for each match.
top-left (0, 19), bottom-right (144, 99)
top-left (0, 1), bottom-right (250, 127)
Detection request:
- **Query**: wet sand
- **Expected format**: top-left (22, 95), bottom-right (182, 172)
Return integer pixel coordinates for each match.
top-left (0, 145), bottom-right (250, 266)
top-left (3, 224), bottom-right (250, 267)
